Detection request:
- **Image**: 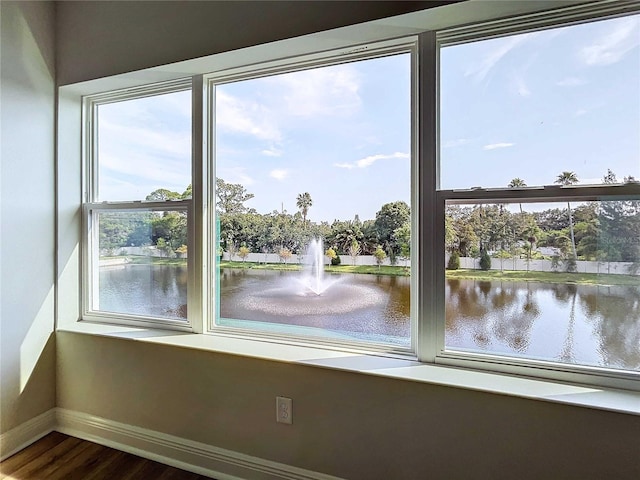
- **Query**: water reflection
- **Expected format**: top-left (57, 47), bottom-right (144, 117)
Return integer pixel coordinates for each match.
top-left (219, 268), bottom-right (411, 345)
top-left (98, 265), bottom-right (639, 369)
top-left (99, 264), bottom-right (187, 319)
top-left (445, 279), bottom-right (640, 370)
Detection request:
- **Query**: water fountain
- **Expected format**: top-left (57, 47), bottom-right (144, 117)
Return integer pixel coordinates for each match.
top-left (230, 238), bottom-right (385, 317)
top-left (299, 238), bottom-right (336, 296)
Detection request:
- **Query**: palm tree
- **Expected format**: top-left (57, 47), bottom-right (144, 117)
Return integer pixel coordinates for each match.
top-left (296, 192), bottom-right (313, 226)
top-left (508, 178), bottom-right (526, 214)
top-left (555, 171), bottom-right (579, 260)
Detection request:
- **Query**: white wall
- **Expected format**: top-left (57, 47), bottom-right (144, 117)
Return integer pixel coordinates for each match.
top-left (55, 0), bottom-right (450, 85)
top-left (0, 1), bottom-right (57, 435)
top-left (52, 2), bottom-right (640, 479)
top-left (57, 332), bottom-right (640, 480)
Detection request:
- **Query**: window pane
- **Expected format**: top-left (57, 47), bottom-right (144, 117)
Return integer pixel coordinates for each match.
top-left (440, 15), bottom-right (640, 190)
top-left (97, 90), bottom-right (192, 201)
top-left (94, 210), bottom-right (188, 320)
top-left (214, 53), bottom-right (412, 346)
top-left (444, 198), bottom-right (640, 370)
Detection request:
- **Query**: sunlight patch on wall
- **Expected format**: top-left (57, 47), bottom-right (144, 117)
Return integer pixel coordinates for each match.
top-left (20, 287), bottom-right (54, 393)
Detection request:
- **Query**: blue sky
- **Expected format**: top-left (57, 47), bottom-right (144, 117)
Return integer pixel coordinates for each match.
top-left (98, 14), bottom-right (639, 222)
top-left (215, 53), bottom-right (411, 222)
top-left (441, 14), bottom-right (639, 189)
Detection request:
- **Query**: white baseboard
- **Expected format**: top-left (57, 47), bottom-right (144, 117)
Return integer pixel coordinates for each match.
top-left (0, 409), bottom-right (57, 461)
top-left (55, 408), bottom-right (345, 480)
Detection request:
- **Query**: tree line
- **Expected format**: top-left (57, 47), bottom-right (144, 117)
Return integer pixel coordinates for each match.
top-left (447, 170), bottom-right (639, 270)
top-left (99, 169), bottom-right (639, 268)
top-left (215, 178), bottom-right (410, 263)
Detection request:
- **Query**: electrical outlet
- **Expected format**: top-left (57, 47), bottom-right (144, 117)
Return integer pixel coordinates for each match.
top-left (276, 396), bottom-right (292, 424)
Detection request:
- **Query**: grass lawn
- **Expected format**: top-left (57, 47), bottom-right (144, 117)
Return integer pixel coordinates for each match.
top-left (126, 256), bottom-right (187, 266)
top-left (445, 269), bottom-right (639, 287)
top-left (218, 261), bottom-right (409, 276)
top-left (109, 257), bottom-right (639, 286)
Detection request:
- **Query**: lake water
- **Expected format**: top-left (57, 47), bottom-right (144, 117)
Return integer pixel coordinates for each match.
top-left (99, 265), bottom-right (640, 370)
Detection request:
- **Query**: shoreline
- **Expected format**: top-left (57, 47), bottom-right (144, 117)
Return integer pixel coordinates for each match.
top-left (101, 257), bottom-right (640, 287)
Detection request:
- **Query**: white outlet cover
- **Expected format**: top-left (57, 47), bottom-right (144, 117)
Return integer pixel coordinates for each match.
top-left (276, 396), bottom-right (292, 424)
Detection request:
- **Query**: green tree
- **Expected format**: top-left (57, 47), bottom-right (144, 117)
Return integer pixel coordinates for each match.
top-left (393, 223), bottom-right (411, 269)
top-left (151, 211), bottom-right (187, 250)
top-left (373, 245), bottom-right (387, 270)
top-left (447, 251), bottom-right (460, 270)
top-left (99, 212), bottom-right (134, 254)
top-left (296, 192), bottom-right (313, 225)
top-left (156, 237), bottom-right (173, 258)
top-left (374, 201), bottom-right (410, 256)
top-left (328, 220), bottom-right (363, 254)
top-left (602, 169), bottom-right (618, 185)
top-left (555, 171), bottom-right (579, 260)
top-left (508, 177), bottom-right (527, 214)
top-left (479, 249), bottom-right (491, 271)
top-left (325, 247), bottom-right (337, 263)
top-left (278, 247), bottom-right (292, 264)
top-left (216, 178), bottom-right (255, 214)
top-left (238, 245), bottom-right (251, 263)
top-left (145, 188), bottom-right (181, 201)
top-left (348, 239), bottom-right (361, 266)
top-left (181, 184), bottom-right (193, 199)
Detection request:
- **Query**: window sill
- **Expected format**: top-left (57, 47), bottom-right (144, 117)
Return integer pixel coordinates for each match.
top-left (57, 321), bottom-right (640, 416)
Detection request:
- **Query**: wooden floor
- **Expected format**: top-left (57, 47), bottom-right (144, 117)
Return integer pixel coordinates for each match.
top-left (0, 432), bottom-right (214, 479)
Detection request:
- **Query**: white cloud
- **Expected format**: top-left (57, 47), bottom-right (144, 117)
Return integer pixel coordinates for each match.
top-left (335, 152), bottom-right (410, 169)
top-left (464, 33), bottom-right (534, 83)
top-left (276, 65), bottom-right (361, 117)
top-left (556, 77), bottom-right (587, 87)
top-left (581, 16), bottom-right (640, 66)
top-left (216, 91), bottom-right (281, 141)
top-left (483, 142), bottom-right (514, 150)
top-left (574, 109), bottom-right (588, 117)
top-left (269, 169), bottom-right (289, 180)
top-left (262, 147), bottom-right (283, 157)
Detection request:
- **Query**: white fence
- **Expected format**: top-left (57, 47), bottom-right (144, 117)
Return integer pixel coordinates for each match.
top-left (452, 256), bottom-right (638, 276)
top-left (222, 252), bottom-right (398, 266)
top-left (106, 246), bottom-right (186, 258)
top-left (108, 248), bottom-right (638, 275)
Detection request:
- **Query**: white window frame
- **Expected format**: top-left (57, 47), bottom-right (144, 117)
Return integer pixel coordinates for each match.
top-left (82, 79), bottom-right (201, 332)
top-left (203, 37), bottom-right (420, 356)
top-left (432, 7), bottom-right (640, 390)
top-left (75, 1), bottom-right (640, 391)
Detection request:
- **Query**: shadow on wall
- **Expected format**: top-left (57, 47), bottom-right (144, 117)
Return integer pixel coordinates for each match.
top-left (0, 0), bottom-right (56, 437)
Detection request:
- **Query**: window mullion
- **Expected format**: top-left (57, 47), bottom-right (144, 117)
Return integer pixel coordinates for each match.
top-left (190, 74), bottom-right (205, 334)
top-left (417, 31), bottom-right (441, 363)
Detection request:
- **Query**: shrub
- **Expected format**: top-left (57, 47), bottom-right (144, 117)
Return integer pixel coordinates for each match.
top-left (278, 247), bottom-right (292, 264)
top-left (479, 250), bottom-right (491, 271)
top-left (447, 251), bottom-right (460, 270)
top-left (238, 245), bottom-right (250, 262)
top-left (331, 254), bottom-right (341, 266)
top-left (373, 246), bottom-right (387, 269)
top-left (564, 256), bottom-right (577, 273)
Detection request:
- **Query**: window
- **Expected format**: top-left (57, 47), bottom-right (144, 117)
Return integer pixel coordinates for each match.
top-left (208, 44), bottom-right (415, 350)
top-left (79, 4), bottom-right (640, 389)
top-left (437, 12), bottom-right (640, 382)
top-left (83, 82), bottom-right (194, 329)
